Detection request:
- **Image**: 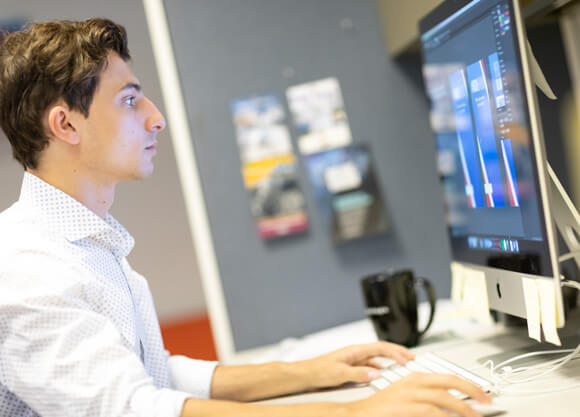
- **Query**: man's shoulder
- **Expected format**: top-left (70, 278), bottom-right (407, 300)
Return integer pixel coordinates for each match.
top-left (0, 202), bottom-right (77, 274)
top-left (0, 213), bottom-right (95, 302)
top-left (0, 201), bottom-right (60, 247)
top-left (0, 200), bottom-right (22, 228)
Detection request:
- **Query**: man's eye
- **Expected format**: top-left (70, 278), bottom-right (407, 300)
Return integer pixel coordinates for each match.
top-left (124, 96), bottom-right (136, 106)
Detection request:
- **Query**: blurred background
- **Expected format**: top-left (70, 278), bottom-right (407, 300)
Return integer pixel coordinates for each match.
top-left (0, 0), bottom-right (578, 362)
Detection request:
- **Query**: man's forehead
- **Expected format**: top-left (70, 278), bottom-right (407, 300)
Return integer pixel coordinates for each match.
top-left (101, 52), bottom-right (140, 93)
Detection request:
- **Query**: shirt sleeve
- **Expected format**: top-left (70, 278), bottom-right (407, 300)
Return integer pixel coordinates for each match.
top-left (167, 355), bottom-right (219, 399)
top-left (0, 254), bottom-right (191, 417)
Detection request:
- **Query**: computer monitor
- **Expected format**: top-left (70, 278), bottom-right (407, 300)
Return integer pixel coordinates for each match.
top-left (419, 0), bottom-right (565, 323)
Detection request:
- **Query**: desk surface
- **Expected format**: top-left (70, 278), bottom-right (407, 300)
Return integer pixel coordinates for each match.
top-left (243, 301), bottom-right (580, 416)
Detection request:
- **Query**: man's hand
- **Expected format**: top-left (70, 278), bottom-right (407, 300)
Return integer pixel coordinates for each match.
top-left (186, 371), bottom-right (492, 417)
top-left (297, 341), bottom-right (414, 390)
top-left (347, 373), bottom-right (492, 417)
top-left (210, 341), bottom-right (413, 401)
top-left (202, 342), bottom-right (493, 417)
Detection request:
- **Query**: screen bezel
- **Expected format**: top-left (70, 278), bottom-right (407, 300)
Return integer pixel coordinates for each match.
top-left (419, 0), bottom-right (563, 321)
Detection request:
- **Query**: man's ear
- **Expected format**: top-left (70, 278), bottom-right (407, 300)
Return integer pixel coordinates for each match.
top-left (46, 104), bottom-right (81, 145)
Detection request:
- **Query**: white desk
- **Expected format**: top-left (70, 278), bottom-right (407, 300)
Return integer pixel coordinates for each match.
top-left (237, 300), bottom-right (580, 416)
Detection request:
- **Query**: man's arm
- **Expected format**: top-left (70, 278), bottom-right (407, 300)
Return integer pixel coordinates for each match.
top-left (209, 342), bottom-right (413, 402)
top-left (182, 373), bottom-right (491, 417)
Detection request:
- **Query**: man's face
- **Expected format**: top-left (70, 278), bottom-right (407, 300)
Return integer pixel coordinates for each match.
top-left (74, 52), bottom-right (166, 183)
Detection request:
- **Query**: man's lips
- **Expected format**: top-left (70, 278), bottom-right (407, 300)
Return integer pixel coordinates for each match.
top-left (145, 141), bottom-right (157, 153)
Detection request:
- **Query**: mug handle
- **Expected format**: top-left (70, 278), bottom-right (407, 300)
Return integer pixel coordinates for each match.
top-left (415, 277), bottom-right (436, 337)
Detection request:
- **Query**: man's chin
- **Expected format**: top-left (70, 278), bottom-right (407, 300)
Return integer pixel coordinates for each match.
top-left (142, 167), bottom-right (155, 179)
top-left (125, 166), bottom-right (154, 181)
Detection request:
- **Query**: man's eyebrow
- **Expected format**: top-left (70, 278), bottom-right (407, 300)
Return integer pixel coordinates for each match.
top-left (119, 82), bottom-right (142, 93)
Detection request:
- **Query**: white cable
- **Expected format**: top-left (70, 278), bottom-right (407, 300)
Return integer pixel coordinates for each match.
top-left (497, 348), bottom-right (579, 379)
top-left (478, 343), bottom-right (580, 395)
top-left (497, 381), bottom-right (580, 395)
top-left (495, 351), bottom-right (578, 386)
top-left (561, 280), bottom-right (580, 291)
top-left (558, 251), bottom-right (580, 262)
top-left (468, 360), bottom-right (494, 373)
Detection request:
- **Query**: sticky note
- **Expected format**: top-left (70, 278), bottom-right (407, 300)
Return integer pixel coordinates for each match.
top-left (450, 263), bottom-right (465, 304)
top-left (450, 264), bottom-right (492, 325)
top-left (522, 277), bottom-right (542, 343)
top-left (461, 267), bottom-right (493, 325)
top-left (536, 278), bottom-right (562, 346)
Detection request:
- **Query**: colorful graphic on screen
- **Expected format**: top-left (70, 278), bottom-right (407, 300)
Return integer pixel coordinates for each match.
top-left (488, 52), bottom-right (506, 109)
top-left (449, 69), bottom-right (485, 208)
top-left (501, 139), bottom-right (520, 207)
top-left (466, 59), bottom-right (505, 207)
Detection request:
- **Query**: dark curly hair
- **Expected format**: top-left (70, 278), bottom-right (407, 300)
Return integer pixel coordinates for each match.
top-left (0, 18), bottom-right (131, 169)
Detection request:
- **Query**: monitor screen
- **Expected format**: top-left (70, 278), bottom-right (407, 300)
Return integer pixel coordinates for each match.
top-left (419, 0), bottom-right (566, 322)
top-left (419, 0), bottom-right (557, 279)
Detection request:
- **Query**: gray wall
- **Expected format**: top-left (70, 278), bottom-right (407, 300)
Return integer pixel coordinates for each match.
top-left (0, 0), bottom-right (207, 321)
top-left (165, 0), bottom-right (452, 350)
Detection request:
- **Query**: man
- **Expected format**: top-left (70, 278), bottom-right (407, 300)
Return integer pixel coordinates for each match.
top-left (0, 18), bottom-right (490, 417)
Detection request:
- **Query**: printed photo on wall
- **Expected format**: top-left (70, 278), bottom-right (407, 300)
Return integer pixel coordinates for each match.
top-left (305, 144), bottom-right (390, 244)
top-left (286, 77), bottom-right (353, 155)
top-left (231, 94), bottom-right (309, 240)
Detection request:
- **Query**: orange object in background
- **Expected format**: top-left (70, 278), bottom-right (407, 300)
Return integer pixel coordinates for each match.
top-left (160, 313), bottom-right (218, 361)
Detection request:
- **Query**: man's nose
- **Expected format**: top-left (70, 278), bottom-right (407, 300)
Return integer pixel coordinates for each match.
top-left (146, 98), bottom-right (166, 132)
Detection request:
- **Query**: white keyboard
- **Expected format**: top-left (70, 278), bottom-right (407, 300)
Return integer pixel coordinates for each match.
top-left (370, 352), bottom-right (493, 399)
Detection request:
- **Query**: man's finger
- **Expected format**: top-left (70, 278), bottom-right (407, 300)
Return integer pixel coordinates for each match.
top-left (406, 388), bottom-right (482, 417)
top-left (405, 373), bottom-right (492, 404)
top-left (389, 349), bottom-right (414, 364)
top-left (365, 358), bottom-right (383, 369)
top-left (344, 366), bottom-right (381, 383)
top-left (344, 341), bottom-right (414, 363)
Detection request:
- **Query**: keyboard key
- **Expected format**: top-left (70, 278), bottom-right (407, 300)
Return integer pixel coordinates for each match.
top-left (370, 377), bottom-right (390, 390)
top-left (422, 353), bottom-right (492, 389)
top-left (415, 354), bottom-right (453, 374)
top-left (404, 360), bottom-right (432, 373)
top-left (381, 370), bottom-right (402, 383)
top-left (371, 351), bottom-right (493, 398)
top-left (391, 365), bottom-right (412, 378)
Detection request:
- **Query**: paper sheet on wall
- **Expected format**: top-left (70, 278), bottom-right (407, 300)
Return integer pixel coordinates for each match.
top-left (231, 94), bottom-right (309, 240)
top-left (304, 144), bottom-right (390, 244)
top-left (286, 78), bottom-right (353, 155)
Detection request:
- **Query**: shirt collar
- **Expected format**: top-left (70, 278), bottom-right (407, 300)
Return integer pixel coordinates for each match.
top-left (19, 172), bottom-right (135, 258)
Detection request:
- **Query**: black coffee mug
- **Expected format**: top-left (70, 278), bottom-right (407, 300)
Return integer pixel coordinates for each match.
top-left (360, 269), bottom-right (436, 347)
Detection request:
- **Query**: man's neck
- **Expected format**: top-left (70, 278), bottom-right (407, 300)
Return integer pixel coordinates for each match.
top-left (27, 168), bottom-right (115, 219)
